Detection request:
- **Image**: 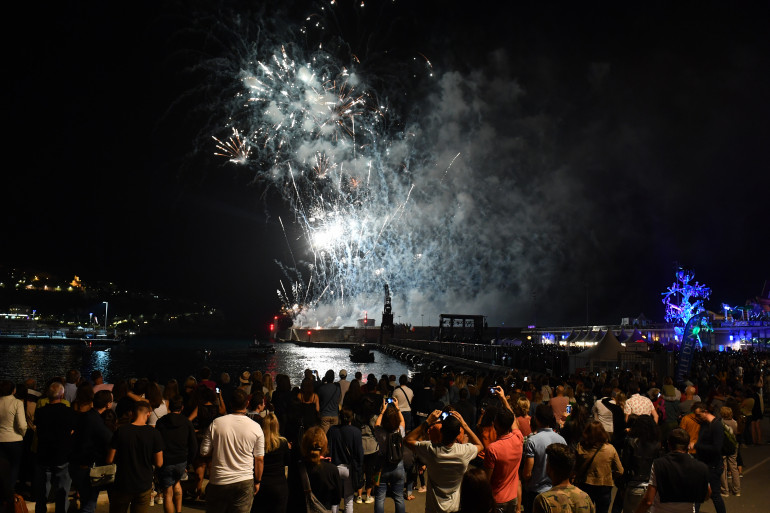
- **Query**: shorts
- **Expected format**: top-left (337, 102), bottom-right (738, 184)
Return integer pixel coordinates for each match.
top-left (157, 461), bottom-right (187, 489)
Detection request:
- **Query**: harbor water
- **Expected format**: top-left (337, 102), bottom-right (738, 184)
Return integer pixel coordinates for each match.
top-left (0, 337), bottom-right (411, 387)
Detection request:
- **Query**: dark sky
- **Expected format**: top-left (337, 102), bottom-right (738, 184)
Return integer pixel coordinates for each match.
top-left (6, 1), bottom-right (769, 330)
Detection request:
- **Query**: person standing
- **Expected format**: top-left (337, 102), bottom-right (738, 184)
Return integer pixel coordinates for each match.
top-left (574, 421), bottom-right (623, 513)
top-left (521, 404), bottom-right (567, 513)
top-left (317, 370), bottom-right (341, 433)
top-left (533, 443), bottom-right (595, 513)
top-left (633, 428), bottom-right (710, 513)
top-left (327, 408), bottom-right (363, 513)
top-left (373, 399), bottom-right (406, 513)
top-left (719, 406), bottom-right (740, 497)
top-left (155, 396), bottom-right (197, 513)
top-left (392, 375), bottom-right (415, 431)
top-left (33, 382), bottom-right (76, 513)
top-left (692, 403), bottom-right (725, 513)
top-left (0, 380), bottom-right (27, 494)
top-left (404, 409), bottom-right (483, 513)
top-left (69, 388), bottom-right (113, 513)
top-left (483, 404), bottom-right (524, 513)
top-left (106, 401), bottom-right (164, 513)
top-left (200, 388), bottom-right (264, 513)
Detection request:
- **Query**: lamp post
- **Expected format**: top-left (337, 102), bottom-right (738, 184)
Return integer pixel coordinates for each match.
top-left (103, 301), bottom-right (108, 331)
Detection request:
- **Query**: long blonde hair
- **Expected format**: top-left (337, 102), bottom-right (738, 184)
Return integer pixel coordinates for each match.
top-left (262, 412), bottom-right (286, 453)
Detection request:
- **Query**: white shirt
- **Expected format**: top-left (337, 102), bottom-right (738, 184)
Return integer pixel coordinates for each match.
top-left (200, 414), bottom-right (264, 485)
top-left (148, 402), bottom-right (169, 426)
top-left (593, 398), bottom-right (615, 434)
top-left (413, 441), bottom-right (478, 513)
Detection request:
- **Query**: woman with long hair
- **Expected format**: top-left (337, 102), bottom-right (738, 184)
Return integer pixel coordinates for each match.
top-left (514, 396), bottom-right (532, 437)
top-left (574, 421), bottom-right (624, 513)
top-left (298, 377), bottom-right (320, 430)
top-left (458, 467), bottom-right (495, 513)
top-left (146, 382), bottom-right (167, 426)
top-left (262, 373), bottom-right (275, 401)
top-left (289, 426), bottom-right (342, 512)
top-left (560, 405), bottom-right (590, 449)
top-left (252, 412), bottom-right (289, 513)
top-left (373, 398), bottom-right (406, 513)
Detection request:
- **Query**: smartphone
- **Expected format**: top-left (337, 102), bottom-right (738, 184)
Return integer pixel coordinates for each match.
top-left (566, 404), bottom-right (572, 415)
top-left (386, 397), bottom-right (394, 404)
top-left (439, 411), bottom-right (450, 421)
top-left (524, 376), bottom-right (528, 382)
top-left (215, 387), bottom-right (220, 394)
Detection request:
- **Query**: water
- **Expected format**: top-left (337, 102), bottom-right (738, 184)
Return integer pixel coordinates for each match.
top-left (0, 337), bottom-right (411, 388)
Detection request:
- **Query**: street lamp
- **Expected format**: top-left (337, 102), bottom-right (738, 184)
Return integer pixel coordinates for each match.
top-left (102, 302), bottom-right (108, 331)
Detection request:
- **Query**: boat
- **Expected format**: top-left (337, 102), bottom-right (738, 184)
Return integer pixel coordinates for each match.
top-left (251, 339), bottom-right (276, 356)
top-left (349, 343), bottom-right (375, 363)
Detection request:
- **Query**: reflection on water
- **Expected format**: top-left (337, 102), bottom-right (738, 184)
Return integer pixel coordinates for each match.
top-left (0, 338), bottom-right (411, 387)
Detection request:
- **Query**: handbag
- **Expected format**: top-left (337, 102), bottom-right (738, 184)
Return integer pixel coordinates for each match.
top-left (89, 463), bottom-right (117, 487)
top-left (298, 463), bottom-right (332, 513)
top-left (575, 444), bottom-right (602, 484)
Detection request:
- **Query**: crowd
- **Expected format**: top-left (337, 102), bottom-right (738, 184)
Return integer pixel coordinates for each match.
top-left (0, 348), bottom-right (767, 513)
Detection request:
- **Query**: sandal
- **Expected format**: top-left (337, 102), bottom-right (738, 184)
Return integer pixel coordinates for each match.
top-left (406, 495), bottom-right (416, 501)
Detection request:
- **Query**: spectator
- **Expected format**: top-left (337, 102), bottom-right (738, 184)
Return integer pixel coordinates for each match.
top-left (252, 412), bottom-right (289, 513)
top-left (106, 401), bottom-right (164, 513)
top-left (69, 388), bottom-right (113, 513)
top-left (574, 421), bottom-right (623, 513)
top-left (200, 388), bottom-right (264, 513)
top-left (34, 382), bottom-right (76, 513)
top-left (91, 370), bottom-right (113, 393)
top-left (155, 396), bottom-right (197, 513)
top-left (327, 407), bottom-right (363, 513)
top-left (317, 370), bottom-right (341, 432)
top-left (624, 383), bottom-right (658, 423)
top-left (633, 429), bottom-right (709, 513)
top-left (483, 404), bottom-right (524, 513)
top-left (405, 409), bottom-right (483, 513)
top-left (392, 375), bottom-right (415, 430)
top-left (458, 467), bottom-right (495, 513)
top-left (550, 386), bottom-right (569, 426)
top-left (0, 380), bottom-right (26, 493)
top-left (620, 415), bottom-right (661, 513)
top-left (692, 402), bottom-right (725, 513)
top-left (64, 369), bottom-right (80, 404)
top-left (719, 406), bottom-right (739, 497)
top-left (373, 398), bottom-right (406, 513)
top-left (533, 443), bottom-right (595, 513)
top-left (289, 426), bottom-right (342, 512)
top-left (337, 370), bottom-right (350, 407)
top-left (521, 404), bottom-right (567, 513)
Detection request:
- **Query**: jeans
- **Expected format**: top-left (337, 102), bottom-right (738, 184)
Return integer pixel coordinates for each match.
top-left (34, 463), bottom-right (72, 513)
top-left (70, 465), bottom-right (101, 513)
top-left (705, 465), bottom-right (726, 513)
top-left (622, 483), bottom-right (648, 513)
top-left (332, 464), bottom-right (354, 513)
top-left (374, 461), bottom-right (405, 513)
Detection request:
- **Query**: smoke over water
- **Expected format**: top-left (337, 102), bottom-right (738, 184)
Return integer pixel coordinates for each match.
top-left (206, 3), bottom-right (598, 328)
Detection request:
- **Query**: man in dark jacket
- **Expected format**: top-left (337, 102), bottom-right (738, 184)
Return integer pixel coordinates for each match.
top-left (69, 388), bottom-right (114, 513)
top-left (155, 396), bottom-right (197, 513)
top-left (693, 402), bottom-right (726, 513)
top-left (34, 382), bottom-right (76, 513)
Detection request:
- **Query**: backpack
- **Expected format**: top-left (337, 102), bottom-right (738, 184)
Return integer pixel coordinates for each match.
top-left (384, 431), bottom-right (404, 464)
top-left (360, 423), bottom-right (379, 455)
top-left (721, 423), bottom-right (737, 456)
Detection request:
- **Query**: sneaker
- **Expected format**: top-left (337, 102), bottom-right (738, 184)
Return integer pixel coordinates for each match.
top-left (721, 493), bottom-right (729, 497)
top-left (356, 496), bottom-right (363, 504)
top-left (417, 487), bottom-right (427, 493)
top-left (149, 498), bottom-right (155, 507)
top-left (735, 493), bottom-right (741, 497)
top-left (365, 496), bottom-right (375, 504)
top-left (157, 495), bottom-right (163, 505)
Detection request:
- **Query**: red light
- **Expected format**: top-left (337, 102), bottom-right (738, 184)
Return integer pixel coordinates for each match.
top-left (307, 330), bottom-right (312, 336)
top-left (269, 324), bottom-right (274, 331)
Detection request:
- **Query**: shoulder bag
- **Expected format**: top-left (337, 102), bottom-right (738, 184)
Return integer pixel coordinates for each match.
top-left (298, 463), bottom-right (333, 513)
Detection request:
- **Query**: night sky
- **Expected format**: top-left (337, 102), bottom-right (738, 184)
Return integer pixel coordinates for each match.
top-left (6, 1), bottom-right (769, 330)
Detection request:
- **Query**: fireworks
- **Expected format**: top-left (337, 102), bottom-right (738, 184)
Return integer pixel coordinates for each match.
top-left (212, 128), bottom-right (250, 164)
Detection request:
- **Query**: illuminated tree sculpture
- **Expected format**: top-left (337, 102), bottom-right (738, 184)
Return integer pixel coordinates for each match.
top-left (661, 268), bottom-right (712, 341)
